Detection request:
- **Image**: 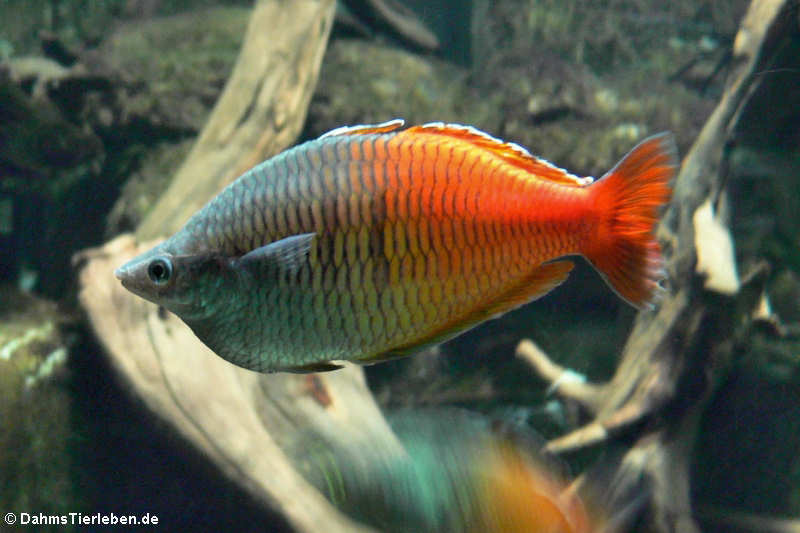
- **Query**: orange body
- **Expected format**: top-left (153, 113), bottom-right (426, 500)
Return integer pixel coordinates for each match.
top-left (258, 120), bottom-right (673, 365)
top-left (476, 443), bottom-right (598, 533)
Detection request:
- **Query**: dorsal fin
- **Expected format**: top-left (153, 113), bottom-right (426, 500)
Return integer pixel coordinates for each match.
top-left (320, 119), bottom-right (405, 139)
top-left (403, 122), bottom-right (592, 187)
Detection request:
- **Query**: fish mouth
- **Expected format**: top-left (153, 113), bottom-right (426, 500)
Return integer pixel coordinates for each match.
top-left (113, 259), bottom-right (144, 295)
top-left (113, 253), bottom-right (174, 306)
top-left (114, 261), bottom-right (134, 285)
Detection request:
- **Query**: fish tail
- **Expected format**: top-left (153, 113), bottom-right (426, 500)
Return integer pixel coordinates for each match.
top-left (583, 133), bottom-right (677, 309)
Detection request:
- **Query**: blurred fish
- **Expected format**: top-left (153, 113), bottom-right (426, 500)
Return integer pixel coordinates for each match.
top-left (298, 409), bottom-right (609, 533)
top-left (115, 120), bottom-right (675, 372)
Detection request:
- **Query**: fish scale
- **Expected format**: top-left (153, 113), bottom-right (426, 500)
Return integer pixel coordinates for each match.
top-left (116, 120), bottom-right (675, 372)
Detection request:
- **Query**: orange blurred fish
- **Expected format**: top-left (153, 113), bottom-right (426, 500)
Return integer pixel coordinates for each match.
top-left (300, 409), bottom-right (611, 533)
top-left (115, 120), bottom-right (676, 373)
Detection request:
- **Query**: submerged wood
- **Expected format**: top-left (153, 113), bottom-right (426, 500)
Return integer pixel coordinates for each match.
top-left (137, 1), bottom-right (332, 240)
top-left (516, 1), bottom-right (793, 531)
top-left (341, 0), bottom-right (439, 51)
top-left (363, 0), bottom-right (439, 50)
top-left (77, 1), bottom-right (390, 531)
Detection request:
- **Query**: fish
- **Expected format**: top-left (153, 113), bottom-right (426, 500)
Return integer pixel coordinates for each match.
top-left (115, 120), bottom-right (676, 373)
top-left (298, 409), bottom-right (612, 533)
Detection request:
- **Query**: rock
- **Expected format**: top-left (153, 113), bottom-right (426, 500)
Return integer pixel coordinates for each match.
top-left (104, 139), bottom-right (193, 237)
top-left (0, 285), bottom-right (74, 515)
top-left (305, 38), bottom-right (497, 139)
top-left (78, 6), bottom-right (250, 133)
top-left (469, 0), bottom-right (720, 176)
top-left (0, 78), bottom-right (103, 191)
top-left (1, 7), bottom-right (251, 293)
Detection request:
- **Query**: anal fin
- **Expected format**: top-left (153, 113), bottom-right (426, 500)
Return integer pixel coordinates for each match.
top-left (481, 259), bottom-right (575, 317)
top-left (283, 361), bottom-right (344, 374)
top-left (358, 260), bottom-right (575, 363)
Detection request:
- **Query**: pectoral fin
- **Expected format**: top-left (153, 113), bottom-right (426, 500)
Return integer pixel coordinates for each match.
top-left (235, 233), bottom-right (316, 277)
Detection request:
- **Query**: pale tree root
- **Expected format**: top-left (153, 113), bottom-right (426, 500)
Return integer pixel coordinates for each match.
top-left (514, 2), bottom-right (795, 531)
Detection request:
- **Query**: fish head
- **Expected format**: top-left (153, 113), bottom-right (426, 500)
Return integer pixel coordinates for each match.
top-left (115, 246), bottom-right (235, 321)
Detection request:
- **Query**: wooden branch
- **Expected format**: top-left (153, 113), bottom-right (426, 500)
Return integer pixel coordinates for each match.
top-left (517, 1), bottom-right (794, 531)
top-left (341, 0), bottom-right (439, 51)
top-left (77, 2), bottom-right (398, 531)
top-left (693, 199), bottom-right (740, 294)
top-left (137, 0), bottom-right (337, 240)
top-left (545, 0), bottom-right (792, 450)
top-left (515, 339), bottom-right (602, 411)
top-left (362, 0), bottom-right (439, 50)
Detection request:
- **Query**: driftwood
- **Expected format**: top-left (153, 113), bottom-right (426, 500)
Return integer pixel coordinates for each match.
top-left (516, 1), bottom-right (793, 531)
top-left (77, 1), bottom-right (395, 531)
top-left (137, 0), bottom-right (333, 240)
top-left (340, 0), bottom-right (439, 51)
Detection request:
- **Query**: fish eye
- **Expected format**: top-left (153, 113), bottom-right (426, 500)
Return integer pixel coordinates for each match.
top-left (147, 257), bottom-right (173, 285)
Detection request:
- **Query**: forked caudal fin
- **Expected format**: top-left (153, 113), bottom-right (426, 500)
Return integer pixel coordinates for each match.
top-left (583, 133), bottom-right (677, 309)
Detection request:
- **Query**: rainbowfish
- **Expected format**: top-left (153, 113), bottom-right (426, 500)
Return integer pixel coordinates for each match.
top-left (115, 120), bottom-right (675, 373)
top-left (299, 409), bottom-right (610, 533)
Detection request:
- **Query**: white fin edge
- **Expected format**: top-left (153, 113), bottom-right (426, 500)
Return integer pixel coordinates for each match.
top-left (320, 119), bottom-right (405, 139)
top-left (418, 122), bottom-right (592, 186)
